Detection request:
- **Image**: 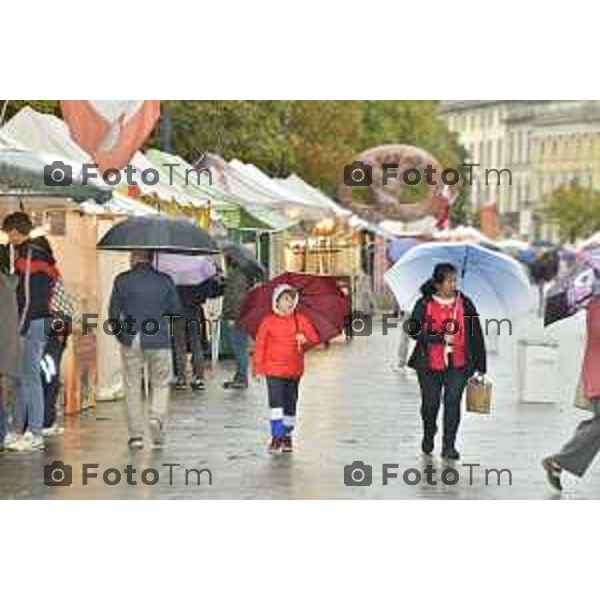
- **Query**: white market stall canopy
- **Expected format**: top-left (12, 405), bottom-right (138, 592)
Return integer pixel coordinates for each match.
top-left (276, 173), bottom-right (351, 218)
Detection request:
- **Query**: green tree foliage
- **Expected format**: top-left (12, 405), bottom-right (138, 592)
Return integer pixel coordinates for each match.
top-left (544, 183), bottom-right (600, 243)
top-left (0, 100), bottom-right (60, 122)
top-left (4, 100), bottom-right (470, 223)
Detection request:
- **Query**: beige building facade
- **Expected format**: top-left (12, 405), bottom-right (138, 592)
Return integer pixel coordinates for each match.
top-left (440, 100), bottom-right (600, 240)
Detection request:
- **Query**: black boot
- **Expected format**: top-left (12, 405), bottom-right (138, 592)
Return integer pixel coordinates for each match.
top-left (421, 426), bottom-right (436, 455)
top-left (441, 444), bottom-right (460, 461)
top-left (421, 434), bottom-right (434, 455)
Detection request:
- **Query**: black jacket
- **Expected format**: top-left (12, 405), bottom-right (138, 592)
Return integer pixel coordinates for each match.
top-left (407, 293), bottom-right (487, 376)
top-left (13, 238), bottom-right (58, 335)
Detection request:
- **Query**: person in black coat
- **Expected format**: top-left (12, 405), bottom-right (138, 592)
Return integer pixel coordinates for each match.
top-left (407, 263), bottom-right (487, 460)
top-left (171, 276), bottom-right (221, 392)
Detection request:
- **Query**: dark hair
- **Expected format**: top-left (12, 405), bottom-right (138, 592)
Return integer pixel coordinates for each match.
top-left (420, 262), bottom-right (458, 297)
top-left (1, 211), bottom-right (33, 235)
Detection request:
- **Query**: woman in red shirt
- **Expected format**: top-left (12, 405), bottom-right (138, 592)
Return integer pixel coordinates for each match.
top-left (407, 263), bottom-right (487, 460)
top-left (253, 284), bottom-right (320, 453)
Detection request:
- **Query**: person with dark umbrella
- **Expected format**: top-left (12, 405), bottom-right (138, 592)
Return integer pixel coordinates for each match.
top-left (109, 250), bottom-right (182, 449)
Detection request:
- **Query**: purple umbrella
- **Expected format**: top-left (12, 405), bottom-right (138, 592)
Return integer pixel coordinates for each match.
top-left (156, 253), bottom-right (217, 286)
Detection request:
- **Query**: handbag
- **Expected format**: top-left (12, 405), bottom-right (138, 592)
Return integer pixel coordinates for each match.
top-left (466, 373), bottom-right (492, 414)
top-left (50, 277), bottom-right (80, 324)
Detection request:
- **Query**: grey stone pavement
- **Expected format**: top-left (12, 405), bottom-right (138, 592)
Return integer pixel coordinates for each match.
top-left (1, 302), bottom-right (599, 500)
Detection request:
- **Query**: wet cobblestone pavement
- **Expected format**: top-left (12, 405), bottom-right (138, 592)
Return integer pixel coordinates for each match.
top-left (1, 311), bottom-right (599, 499)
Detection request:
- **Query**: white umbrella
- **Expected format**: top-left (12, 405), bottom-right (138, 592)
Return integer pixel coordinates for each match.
top-left (384, 241), bottom-right (534, 318)
top-left (156, 253), bottom-right (217, 286)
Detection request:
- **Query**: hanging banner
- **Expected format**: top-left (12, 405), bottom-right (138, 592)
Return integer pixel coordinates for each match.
top-left (60, 100), bottom-right (161, 173)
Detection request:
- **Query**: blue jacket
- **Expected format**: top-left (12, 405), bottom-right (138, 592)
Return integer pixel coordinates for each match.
top-left (109, 263), bottom-right (182, 349)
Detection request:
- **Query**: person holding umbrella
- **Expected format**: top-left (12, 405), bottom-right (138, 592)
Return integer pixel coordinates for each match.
top-left (253, 285), bottom-right (319, 452)
top-left (407, 263), bottom-right (487, 460)
top-left (238, 271), bottom-right (350, 452)
top-left (108, 250), bottom-right (182, 449)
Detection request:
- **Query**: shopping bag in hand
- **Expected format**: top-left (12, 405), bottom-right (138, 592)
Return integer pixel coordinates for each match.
top-left (466, 373), bottom-right (492, 414)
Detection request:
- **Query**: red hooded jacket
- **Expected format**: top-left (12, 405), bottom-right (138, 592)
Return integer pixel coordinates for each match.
top-left (253, 309), bottom-right (320, 380)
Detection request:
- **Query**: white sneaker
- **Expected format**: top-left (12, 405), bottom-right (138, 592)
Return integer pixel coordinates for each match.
top-left (22, 430), bottom-right (33, 442)
top-left (42, 424), bottom-right (65, 437)
top-left (4, 432), bottom-right (20, 446)
top-left (5, 434), bottom-right (25, 451)
top-left (30, 434), bottom-right (45, 450)
top-left (6, 435), bottom-right (31, 452)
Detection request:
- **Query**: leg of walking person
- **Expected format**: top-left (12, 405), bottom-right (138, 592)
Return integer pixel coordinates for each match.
top-left (121, 344), bottom-right (145, 448)
top-left (441, 367), bottom-right (469, 459)
top-left (417, 370), bottom-right (444, 454)
top-left (282, 378), bottom-right (300, 452)
top-left (187, 317), bottom-right (205, 390)
top-left (146, 348), bottom-right (173, 447)
top-left (172, 318), bottom-right (188, 389)
top-left (224, 321), bottom-right (249, 389)
top-left (267, 376), bottom-right (286, 451)
top-left (231, 324), bottom-right (248, 383)
top-left (12, 319), bottom-right (46, 450)
top-left (41, 338), bottom-right (65, 432)
top-left (551, 400), bottom-right (600, 478)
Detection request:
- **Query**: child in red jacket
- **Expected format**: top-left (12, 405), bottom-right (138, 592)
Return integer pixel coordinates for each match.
top-left (253, 284), bottom-right (319, 452)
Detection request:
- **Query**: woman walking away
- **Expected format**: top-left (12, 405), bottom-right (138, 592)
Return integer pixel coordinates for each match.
top-left (542, 297), bottom-right (600, 492)
top-left (407, 263), bottom-right (487, 460)
top-left (253, 285), bottom-right (319, 453)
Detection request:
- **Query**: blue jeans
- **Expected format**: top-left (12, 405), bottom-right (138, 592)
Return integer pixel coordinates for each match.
top-left (226, 321), bottom-right (248, 381)
top-left (15, 319), bottom-right (47, 435)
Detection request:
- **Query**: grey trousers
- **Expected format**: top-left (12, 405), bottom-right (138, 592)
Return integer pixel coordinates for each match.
top-left (554, 400), bottom-right (600, 477)
top-left (121, 345), bottom-right (172, 440)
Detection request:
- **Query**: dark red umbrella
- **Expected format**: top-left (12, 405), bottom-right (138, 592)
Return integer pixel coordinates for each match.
top-left (237, 272), bottom-right (352, 342)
